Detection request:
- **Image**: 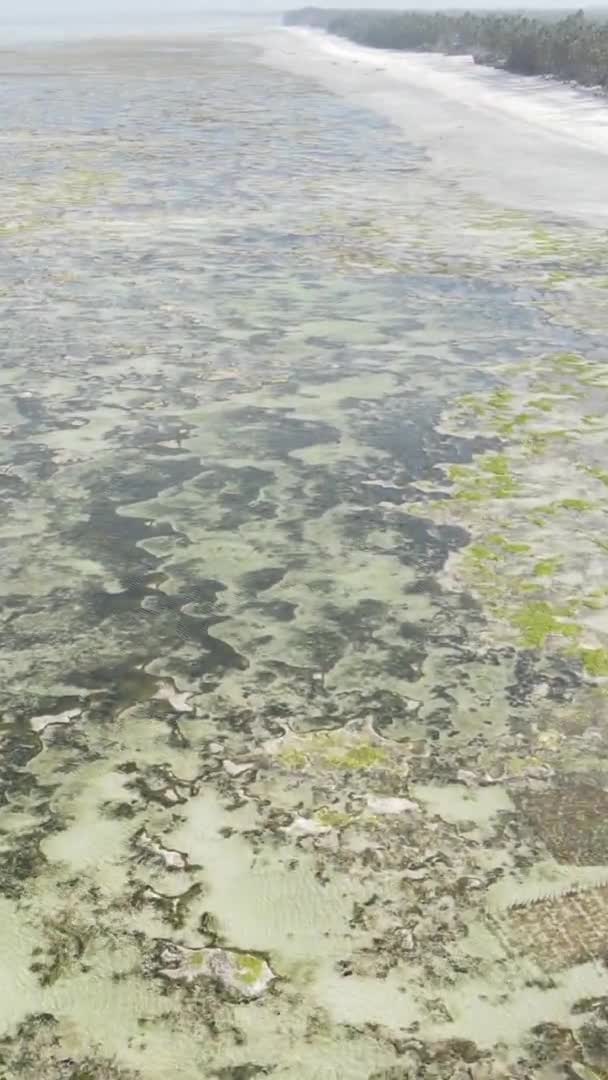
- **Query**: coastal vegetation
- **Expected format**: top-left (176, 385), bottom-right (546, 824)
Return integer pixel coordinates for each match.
top-left (284, 7), bottom-right (608, 88)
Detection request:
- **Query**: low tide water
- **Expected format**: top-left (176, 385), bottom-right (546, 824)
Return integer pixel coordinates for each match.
top-left (1, 22), bottom-right (608, 1079)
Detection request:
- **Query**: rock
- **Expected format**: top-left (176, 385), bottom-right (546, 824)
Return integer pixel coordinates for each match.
top-left (285, 816), bottom-right (331, 836)
top-left (161, 944), bottom-right (275, 1000)
top-left (398, 928), bottom-right (415, 951)
top-left (223, 759), bottom-right (255, 777)
top-left (30, 708), bottom-right (80, 733)
top-left (457, 768), bottom-right (478, 787)
top-left (524, 763), bottom-right (554, 780)
top-left (366, 796), bottom-right (419, 815)
top-left (403, 867), bottom-right (428, 880)
top-left (208, 949), bottom-right (275, 1000)
top-left (154, 681), bottom-right (193, 713)
top-left (136, 829), bottom-right (189, 871)
top-left (468, 1065), bottom-right (512, 1080)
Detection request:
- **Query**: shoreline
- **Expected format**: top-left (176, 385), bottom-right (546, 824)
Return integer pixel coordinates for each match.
top-left (284, 7), bottom-right (608, 94)
top-left (261, 23), bottom-right (608, 224)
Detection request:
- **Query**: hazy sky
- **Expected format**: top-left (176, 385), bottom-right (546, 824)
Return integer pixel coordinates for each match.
top-left (0, 0), bottom-right (280, 11)
top-left (0, 0), bottom-right (590, 20)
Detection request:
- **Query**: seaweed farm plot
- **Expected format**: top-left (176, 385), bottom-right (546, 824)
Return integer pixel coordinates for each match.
top-left (1, 31), bottom-right (608, 1080)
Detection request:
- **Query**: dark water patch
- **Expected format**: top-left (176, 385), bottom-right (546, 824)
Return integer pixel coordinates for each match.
top-left (372, 640), bottom-right (425, 683)
top-left (305, 577), bottom-right (335, 595)
top-left (104, 420), bottom-right (197, 453)
top-left (2, 731), bottom-right (43, 772)
top-left (338, 504), bottom-right (469, 575)
top-left (398, 620), bottom-right (429, 644)
top-left (119, 570), bottom-right (168, 592)
top-left (14, 394), bottom-right (48, 424)
top-left (1, 589), bottom-right (93, 652)
top-left (351, 403), bottom-right (499, 481)
top-left (77, 583), bottom-right (248, 677)
top-left (176, 613), bottom-right (248, 672)
top-left (507, 650), bottom-right (582, 709)
top-left (191, 464), bottom-right (275, 506)
top-left (9, 442), bottom-right (59, 482)
top-left (251, 599), bottom-right (297, 623)
top-left (360, 689), bottom-right (423, 735)
top-left (394, 514), bottom-right (470, 573)
top-left (223, 407), bottom-right (340, 459)
top-left (0, 470), bottom-right (25, 496)
top-left (176, 577), bottom-right (227, 608)
top-left (320, 598), bottom-right (387, 648)
top-left (216, 500), bottom-right (277, 532)
top-left (66, 498), bottom-right (180, 573)
top-left (63, 661), bottom-right (159, 718)
top-left (240, 566), bottom-right (287, 594)
top-left (2, 693), bottom-right (83, 728)
top-left (92, 455), bottom-right (204, 505)
top-left (0, 736), bottom-right (56, 815)
top-left (0, 828), bottom-right (50, 900)
top-left (290, 471), bottom-right (351, 520)
top-left (267, 515), bottom-right (306, 548)
top-left (85, 583), bottom-right (150, 621)
top-left (146, 444), bottom-right (196, 460)
top-left (403, 575), bottom-right (443, 598)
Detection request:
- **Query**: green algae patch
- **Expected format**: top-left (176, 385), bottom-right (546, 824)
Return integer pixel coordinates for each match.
top-left (551, 352), bottom-right (588, 370)
top-left (483, 458), bottom-right (518, 497)
top-left (528, 498), bottom-right (594, 523)
top-left (448, 464), bottom-right (471, 482)
top-left (423, 355), bottom-right (608, 685)
top-left (547, 270), bottom-right (572, 285)
top-left (559, 498), bottom-right (593, 512)
top-left (523, 429), bottom-right (569, 455)
top-left (496, 411), bottom-right (534, 435)
top-left (487, 388), bottom-right (514, 410)
top-left (279, 749), bottom-right (307, 769)
top-left (450, 452), bottom-right (519, 503)
top-left (487, 534), bottom-right (531, 555)
top-left (235, 952), bottom-right (266, 985)
top-left (580, 649), bottom-right (608, 678)
top-left (314, 807), bottom-right (352, 828)
top-left (468, 543), bottom-right (499, 563)
top-left (276, 732), bottom-right (393, 778)
top-left (482, 454), bottom-right (510, 478)
top-left (587, 466), bottom-right (608, 488)
top-left (530, 227), bottom-right (566, 255)
top-left (329, 745), bottom-right (388, 770)
top-left (457, 393), bottom-right (487, 416)
top-left (511, 602), bottom-right (580, 648)
top-left (533, 557), bottom-right (562, 578)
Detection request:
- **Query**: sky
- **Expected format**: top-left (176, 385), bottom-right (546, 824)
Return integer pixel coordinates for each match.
top-left (0, 0), bottom-right (281, 11)
top-left (0, 0), bottom-right (594, 24)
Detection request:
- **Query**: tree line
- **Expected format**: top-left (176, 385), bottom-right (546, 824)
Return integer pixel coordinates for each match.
top-left (284, 7), bottom-right (608, 88)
